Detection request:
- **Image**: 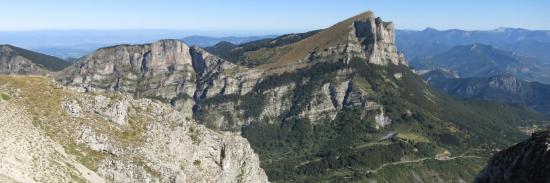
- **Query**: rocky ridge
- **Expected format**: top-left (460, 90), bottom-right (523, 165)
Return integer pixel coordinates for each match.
top-left (475, 130), bottom-right (550, 183)
top-left (58, 12), bottom-right (404, 131)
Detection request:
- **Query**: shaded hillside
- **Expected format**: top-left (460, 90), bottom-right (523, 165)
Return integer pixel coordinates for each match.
top-left (182, 35), bottom-right (277, 47)
top-left (0, 45), bottom-right (71, 74)
top-left (476, 130), bottom-right (550, 183)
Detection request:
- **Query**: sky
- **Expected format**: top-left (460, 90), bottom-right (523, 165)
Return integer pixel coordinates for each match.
top-left (1, 0), bottom-right (550, 35)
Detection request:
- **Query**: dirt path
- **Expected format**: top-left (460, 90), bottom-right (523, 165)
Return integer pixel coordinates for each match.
top-left (365, 155), bottom-right (487, 173)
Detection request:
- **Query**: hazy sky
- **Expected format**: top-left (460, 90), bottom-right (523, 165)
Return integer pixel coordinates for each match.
top-left (2, 0), bottom-right (550, 34)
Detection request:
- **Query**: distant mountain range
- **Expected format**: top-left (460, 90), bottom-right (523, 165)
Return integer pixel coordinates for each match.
top-left (396, 28), bottom-right (550, 60)
top-left (412, 44), bottom-right (550, 84)
top-left (423, 70), bottom-right (550, 115)
top-left (181, 35), bottom-right (277, 47)
top-left (2, 27), bottom-right (550, 62)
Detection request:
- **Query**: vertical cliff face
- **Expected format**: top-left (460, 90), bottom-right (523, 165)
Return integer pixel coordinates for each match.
top-left (57, 40), bottom-right (195, 97)
top-left (57, 40), bottom-right (199, 118)
top-left (475, 130), bottom-right (550, 183)
top-left (348, 13), bottom-right (406, 66)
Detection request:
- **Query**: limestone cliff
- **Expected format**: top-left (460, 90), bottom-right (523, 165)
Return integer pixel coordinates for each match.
top-left (57, 13), bottom-right (401, 131)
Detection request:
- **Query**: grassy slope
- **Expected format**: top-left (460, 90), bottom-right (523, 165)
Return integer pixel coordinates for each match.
top-left (206, 11), bottom-right (375, 72)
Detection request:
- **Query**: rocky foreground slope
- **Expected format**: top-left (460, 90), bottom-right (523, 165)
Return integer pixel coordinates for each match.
top-left (0, 76), bottom-right (267, 182)
top-left (475, 130), bottom-right (550, 183)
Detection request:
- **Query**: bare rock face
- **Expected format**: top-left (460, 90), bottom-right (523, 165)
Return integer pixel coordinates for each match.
top-left (348, 13), bottom-right (407, 66)
top-left (259, 83), bottom-right (295, 121)
top-left (70, 93), bottom-right (268, 183)
top-left (475, 130), bottom-right (550, 183)
top-left (57, 40), bottom-right (196, 97)
top-left (57, 40), bottom-right (198, 119)
top-left (191, 46), bottom-right (261, 99)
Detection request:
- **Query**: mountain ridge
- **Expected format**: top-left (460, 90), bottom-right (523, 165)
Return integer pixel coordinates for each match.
top-left (0, 44), bottom-right (71, 74)
top-left (423, 69), bottom-right (550, 115)
top-left (1, 11), bottom-right (548, 182)
top-left (412, 43), bottom-right (550, 84)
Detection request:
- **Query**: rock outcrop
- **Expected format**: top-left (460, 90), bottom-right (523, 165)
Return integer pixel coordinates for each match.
top-left (0, 100), bottom-right (104, 183)
top-left (57, 40), bottom-right (199, 119)
top-left (348, 13), bottom-right (406, 65)
top-left (475, 130), bottom-right (550, 183)
top-left (0, 76), bottom-right (268, 183)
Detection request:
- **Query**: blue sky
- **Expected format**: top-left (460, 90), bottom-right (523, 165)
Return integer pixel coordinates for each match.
top-left (1, 0), bottom-right (549, 35)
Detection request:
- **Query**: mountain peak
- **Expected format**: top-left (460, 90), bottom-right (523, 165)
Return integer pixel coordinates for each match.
top-left (347, 11), bottom-right (376, 22)
top-left (261, 10), bottom-right (405, 69)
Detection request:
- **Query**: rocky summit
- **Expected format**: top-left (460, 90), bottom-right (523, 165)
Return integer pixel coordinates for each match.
top-left (0, 11), bottom-right (548, 183)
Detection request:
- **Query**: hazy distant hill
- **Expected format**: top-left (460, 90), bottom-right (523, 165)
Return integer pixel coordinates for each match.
top-left (396, 28), bottom-right (550, 60)
top-left (411, 44), bottom-right (550, 84)
top-left (423, 70), bottom-right (550, 115)
top-left (0, 30), bottom-right (190, 59)
top-left (182, 35), bottom-right (277, 47)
